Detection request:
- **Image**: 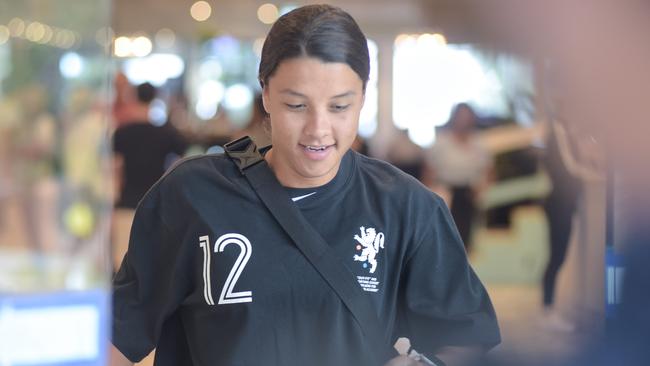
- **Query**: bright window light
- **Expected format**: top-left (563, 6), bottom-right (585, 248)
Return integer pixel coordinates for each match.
top-left (224, 84), bottom-right (254, 127)
top-left (195, 80), bottom-right (225, 120)
top-left (358, 39), bottom-right (378, 138)
top-left (279, 4), bottom-right (298, 16)
top-left (59, 52), bottom-right (84, 79)
top-left (198, 59), bottom-right (223, 80)
top-left (124, 53), bottom-right (185, 86)
top-left (393, 37), bottom-right (534, 146)
top-left (224, 84), bottom-right (253, 111)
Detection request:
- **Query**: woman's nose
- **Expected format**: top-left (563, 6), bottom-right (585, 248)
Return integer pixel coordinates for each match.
top-left (303, 108), bottom-right (331, 138)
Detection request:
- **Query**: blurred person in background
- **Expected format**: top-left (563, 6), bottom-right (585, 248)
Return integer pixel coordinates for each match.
top-left (112, 72), bottom-right (138, 128)
top-left (63, 88), bottom-right (107, 198)
top-left (61, 87), bottom-right (111, 249)
top-left (111, 82), bottom-right (188, 272)
top-left (386, 128), bottom-right (426, 181)
top-left (10, 84), bottom-right (59, 255)
top-left (424, 103), bottom-right (492, 252)
top-left (540, 116), bottom-right (603, 332)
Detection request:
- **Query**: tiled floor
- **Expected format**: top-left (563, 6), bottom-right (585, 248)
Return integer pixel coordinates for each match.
top-left (483, 284), bottom-right (594, 366)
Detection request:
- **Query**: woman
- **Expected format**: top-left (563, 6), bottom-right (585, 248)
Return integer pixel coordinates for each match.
top-left (424, 103), bottom-right (492, 252)
top-left (110, 5), bottom-right (499, 366)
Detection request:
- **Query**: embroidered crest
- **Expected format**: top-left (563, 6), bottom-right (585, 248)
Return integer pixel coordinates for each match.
top-left (353, 226), bottom-right (385, 274)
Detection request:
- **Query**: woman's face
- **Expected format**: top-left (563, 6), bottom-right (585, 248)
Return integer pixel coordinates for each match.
top-left (263, 56), bottom-right (365, 188)
top-left (452, 106), bottom-right (476, 133)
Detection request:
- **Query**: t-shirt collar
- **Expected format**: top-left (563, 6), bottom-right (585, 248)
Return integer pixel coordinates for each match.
top-left (282, 149), bottom-right (355, 207)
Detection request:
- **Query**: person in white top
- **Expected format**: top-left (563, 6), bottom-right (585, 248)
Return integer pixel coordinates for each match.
top-left (424, 103), bottom-right (492, 252)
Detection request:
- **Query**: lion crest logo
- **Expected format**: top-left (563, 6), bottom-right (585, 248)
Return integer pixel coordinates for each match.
top-left (353, 226), bottom-right (385, 274)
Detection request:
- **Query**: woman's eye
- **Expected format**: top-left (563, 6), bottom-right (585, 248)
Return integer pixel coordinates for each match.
top-left (285, 103), bottom-right (305, 110)
top-left (331, 104), bottom-right (350, 112)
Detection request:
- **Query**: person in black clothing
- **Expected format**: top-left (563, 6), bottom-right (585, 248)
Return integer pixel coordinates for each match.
top-left (110, 5), bottom-right (499, 366)
top-left (111, 82), bottom-right (187, 271)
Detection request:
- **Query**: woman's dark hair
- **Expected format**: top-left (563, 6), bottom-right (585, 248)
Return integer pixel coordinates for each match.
top-left (449, 102), bottom-right (477, 125)
top-left (258, 4), bottom-right (370, 90)
top-left (136, 82), bottom-right (156, 104)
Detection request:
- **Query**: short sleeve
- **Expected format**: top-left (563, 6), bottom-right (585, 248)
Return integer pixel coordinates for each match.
top-left (111, 188), bottom-right (192, 362)
top-left (398, 196), bottom-right (500, 355)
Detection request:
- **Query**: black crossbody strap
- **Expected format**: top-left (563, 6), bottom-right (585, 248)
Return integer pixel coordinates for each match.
top-left (225, 137), bottom-right (397, 365)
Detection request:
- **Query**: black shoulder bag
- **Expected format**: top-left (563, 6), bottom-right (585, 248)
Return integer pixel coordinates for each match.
top-left (224, 136), bottom-right (398, 366)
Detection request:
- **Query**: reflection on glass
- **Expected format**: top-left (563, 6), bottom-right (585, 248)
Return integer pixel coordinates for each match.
top-left (0, 0), bottom-right (112, 293)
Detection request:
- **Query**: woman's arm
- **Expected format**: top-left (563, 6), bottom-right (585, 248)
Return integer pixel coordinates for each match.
top-left (109, 343), bottom-right (133, 366)
top-left (551, 120), bottom-right (604, 181)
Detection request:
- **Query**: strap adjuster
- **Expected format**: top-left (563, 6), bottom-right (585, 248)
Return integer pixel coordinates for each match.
top-left (224, 136), bottom-right (264, 174)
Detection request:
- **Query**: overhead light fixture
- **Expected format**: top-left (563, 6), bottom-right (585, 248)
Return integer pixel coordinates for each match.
top-left (191, 1), bottom-right (212, 22)
top-left (131, 36), bottom-right (153, 57)
top-left (257, 3), bottom-right (279, 25)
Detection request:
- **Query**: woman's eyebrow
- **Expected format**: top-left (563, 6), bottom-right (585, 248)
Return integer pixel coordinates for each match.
top-left (278, 89), bottom-right (356, 99)
top-left (331, 91), bottom-right (356, 99)
top-left (279, 89), bottom-right (306, 97)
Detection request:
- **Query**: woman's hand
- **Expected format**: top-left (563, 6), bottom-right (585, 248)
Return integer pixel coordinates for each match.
top-left (383, 355), bottom-right (423, 366)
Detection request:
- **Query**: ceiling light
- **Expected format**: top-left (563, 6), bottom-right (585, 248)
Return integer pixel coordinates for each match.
top-left (131, 36), bottom-right (153, 57)
top-left (191, 1), bottom-right (212, 22)
top-left (257, 3), bottom-right (279, 25)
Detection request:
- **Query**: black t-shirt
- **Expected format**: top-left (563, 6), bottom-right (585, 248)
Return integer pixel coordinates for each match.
top-left (112, 122), bottom-right (187, 209)
top-left (112, 149), bottom-right (500, 365)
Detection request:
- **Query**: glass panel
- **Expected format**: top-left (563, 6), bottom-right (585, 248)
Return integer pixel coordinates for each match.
top-left (0, 0), bottom-right (112, 293)
top-left (0, 1), bottom-right (112, 362)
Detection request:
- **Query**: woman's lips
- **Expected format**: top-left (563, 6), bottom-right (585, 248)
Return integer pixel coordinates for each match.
top-left (300, 144), bottom-right (334, 160)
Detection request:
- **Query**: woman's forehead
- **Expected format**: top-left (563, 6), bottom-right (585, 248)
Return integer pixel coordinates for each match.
top-left (274, 56), bottom-right (352, 72)
top-left (266, 57), bottom-right (363, 92)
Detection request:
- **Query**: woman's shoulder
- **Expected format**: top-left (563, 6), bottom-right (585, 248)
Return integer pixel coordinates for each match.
top-left (353, 151), bottom-right (442, 204)
top-left (165, 152), bottom-right (231, 177)
top-left (147, 153), bottom-right (239, 195)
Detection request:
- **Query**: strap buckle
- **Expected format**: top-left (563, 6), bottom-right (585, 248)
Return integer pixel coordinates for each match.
top-left (224, 136), bottom-right (264, 174)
